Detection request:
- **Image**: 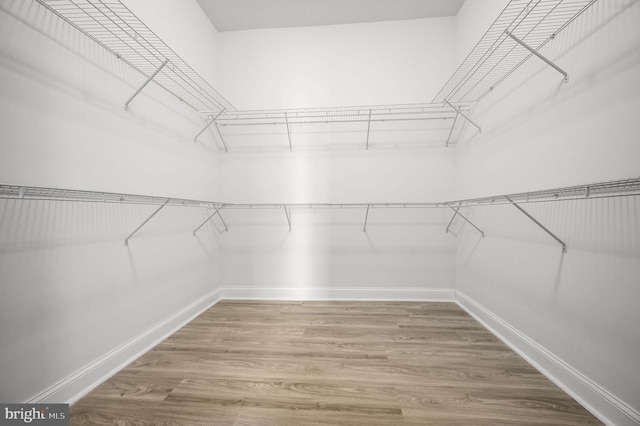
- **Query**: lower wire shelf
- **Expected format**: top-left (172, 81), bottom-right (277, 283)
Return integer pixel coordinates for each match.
top-left (2, 177), bottom-right (639, 249)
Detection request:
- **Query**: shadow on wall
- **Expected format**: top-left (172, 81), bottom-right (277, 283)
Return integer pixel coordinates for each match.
top-left (457, 194), bottom-right (640, 303)
top-left (469, 0), bottom-right (640, 146)
top-left (0, 198), bottom-right (221, 402)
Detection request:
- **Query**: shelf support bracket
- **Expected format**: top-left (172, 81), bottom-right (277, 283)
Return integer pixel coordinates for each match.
top-left (285, 112), bottom-right (292, 152)
top-left (124, 199), bottom-right (170, 246)
top-left (446, 204), bottom-right (484, 237)
top-left (193, 205), bottom-right (227, 235)
top-left (506, 197), bottom-right (567, 252)
top-left (217, 209), bottom-right (229, 232)
top-left (124, 59), bottom-right (169, 111)
top-left (363, 204), bottom-right (370, 232)
top-left (284, 205), bottom-right (291, 231)
top-left (194, 109), bottom-right (225, 143)
top-left (365, 109), bottom-right (372, 150)
top-left (445, 206), bottom-right (459, 235)
top-left (444, 100), bottom-right (481, 133)
top-left (445, 111), bottom-right (459, 148)
top-left (505, 31), bottom-right (568, 83)
top-left (214, 121), bottom-right (229, 152)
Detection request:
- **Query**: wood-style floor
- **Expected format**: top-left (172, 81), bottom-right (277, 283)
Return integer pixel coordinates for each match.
top-left (70, 301), bottom-right (601, 425)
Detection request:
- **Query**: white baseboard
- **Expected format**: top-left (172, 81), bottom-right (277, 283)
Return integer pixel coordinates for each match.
top-left (29, 288), bottom-right (223, 405)
top-left (221, 286), bottom-right (456, 302)
top-left (456, 291), bottom-right (640, 426)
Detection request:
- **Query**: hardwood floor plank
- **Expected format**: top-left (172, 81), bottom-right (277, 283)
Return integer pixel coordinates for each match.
top-left (232, 407), bottom-right (406, 426)
top-left (70, 301), bottom-right (601, 425)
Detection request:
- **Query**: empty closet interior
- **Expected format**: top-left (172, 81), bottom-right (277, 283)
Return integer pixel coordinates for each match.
top-left (1, 0), bottom-right (639, 424)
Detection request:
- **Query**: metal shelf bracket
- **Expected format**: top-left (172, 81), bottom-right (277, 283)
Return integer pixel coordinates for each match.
top-left (506, 197), bottom-right (567, 252)
top-left (505, 31), bottom-right (568, 83)
top-left (285, 112), bottom-right (292, 152)
top-left (124, 198), bottom-right (170, 246)
top-left (446, 111), bottom-right (459, 148)
top-left (445, 100), bottom-right (481, 134)
top-left (446, 204), bottom-right (485, 237)
top-left (284, 205), bottom-right (291, 231)
top-left (365, 110), bottom-right (372, 150)
top-left (193, 205), bottom-right (227, 235)
top-left (363, 204), bottom-right (371, 232)
top-left (194, 109), bottom-right (225, 143)
top-left (124, 59), bottom-right (169, 111)
top-left (214, 121), bottom-right (229, 152)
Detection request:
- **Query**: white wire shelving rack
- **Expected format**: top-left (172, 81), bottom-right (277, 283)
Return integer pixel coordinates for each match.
top-left (3, 177), bottom-right (639, 250)
top-left (208, 103), bottom-right (471, 127)
top-left (33, 0), bottom-right (599, 150)
top-left (35, 0), bottom-right (235, 113)
top-left (434, 0), bottom-right (598, 104)
top-left (197, 101), bottom-right (475, 151)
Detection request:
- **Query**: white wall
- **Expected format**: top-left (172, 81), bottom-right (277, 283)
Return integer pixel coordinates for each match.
top-left (214, 16), bottom-right (460, 294)
top-left (454, 0), bottom-right (640, 424)
top-left (219, 207), bottom-right (455, 299)
top-left (454, 0), bottom-right (508, 66)
top-left (217, 138), bottom-right (458, 295)
top-left (0, 0), bottom-right (224, 403)
top-left (217, 17), bottom-right (456, 109)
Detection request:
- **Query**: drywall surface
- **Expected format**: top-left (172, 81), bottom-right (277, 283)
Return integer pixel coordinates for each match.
top-left (0, 201), bottom-right (222, 403)
top-left (454, 0), bottom-right (508, 66)
top-left (216, 17), bottom-right (456, 109)
top-left (214, 15), bottom-right (459, 293)
top-left (220, 148), bottom-right (455, 204)
top-left (218, 207), bottom-right (456, 296)
top-left (217, 145), bottom-right (457, 292)
top-left (454, 0), bottom-right (640, 423)
top-left (0, 0), bottom-right (223, 402)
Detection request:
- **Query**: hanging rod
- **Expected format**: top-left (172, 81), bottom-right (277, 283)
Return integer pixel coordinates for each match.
top-left (35, 0), bottom-right (235, 114)
top-left (433, 0), bottom-right (598, 104)
top-left (2, 178), bottom-right (639, 210)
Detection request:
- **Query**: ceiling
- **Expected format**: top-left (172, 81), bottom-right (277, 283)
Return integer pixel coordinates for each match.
top-left (196, 0), bottom-right (466, 32)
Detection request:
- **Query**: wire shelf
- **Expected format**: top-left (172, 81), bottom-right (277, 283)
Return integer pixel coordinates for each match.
top-left (5, 178), bottom-right (636, 210)
top-left (0, 185), bottom-right (220, 208)
top-left (35, 0), bottom-right (235, 113)
top-left (202, 102), bottom-right (473, 127)
top-left (452, 177), bottom-right (640, 207)
top-left (433, 0), bottom-right (598, 103)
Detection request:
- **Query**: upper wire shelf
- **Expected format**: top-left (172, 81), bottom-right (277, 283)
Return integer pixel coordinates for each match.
top-left (203, 102), bottom-right (473, 127)
top-left (33, 0), bottom-right (599, 149)
top-left (35, 0), bottom-right (235, 113)
top-left (433, 0), bottom-right (598, 103)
